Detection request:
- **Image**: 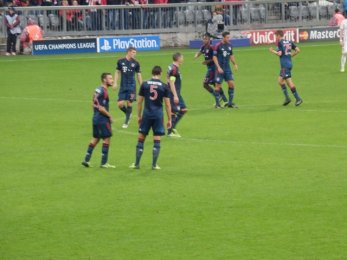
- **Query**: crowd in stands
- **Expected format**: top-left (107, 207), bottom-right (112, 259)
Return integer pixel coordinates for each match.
top-left (1, 0), bottom-right (346, 33)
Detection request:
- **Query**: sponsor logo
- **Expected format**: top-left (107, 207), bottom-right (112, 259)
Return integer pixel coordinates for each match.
top-left (241, 29), bottom-right (298, 45)
top-left (100, 39), bottom-right (112, 51)
top-left (32, 39), bottom-right (97, 55)
top-left (299, 27), bottom-right (340, 42)
top-left (299, 31), bottom-right (309, 41)
top-left (97, 36), bottom-right (160, 53)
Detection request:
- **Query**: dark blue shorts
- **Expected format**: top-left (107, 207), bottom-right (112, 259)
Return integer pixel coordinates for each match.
top-left (215, 70), bottom-right (234, 84)
top-left (204, 68), bottom-right (215, 85)
top-left (280, 67), bottom-right (292, 79)
top-left (93, 122), bottom-right (112, 139)
top-left (170, 93), bottom-right (187, 113)
top-left (139, 116), bottom-right (165, 136)
top-left (118, 88), bottom-right (136, 102)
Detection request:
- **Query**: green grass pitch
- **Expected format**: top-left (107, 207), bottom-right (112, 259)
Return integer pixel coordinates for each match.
top-left (0, 42), bottom-right (346, 259)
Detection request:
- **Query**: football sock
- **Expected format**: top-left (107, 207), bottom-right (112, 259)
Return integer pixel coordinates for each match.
top-left (120, 106), bottom-right (127, 114)
top-left (228, 88), bottom-right (234, 105)
top-left (152, 140), bottom-right (161, 167)
top-left (214, 89), bottom-right (221, 106)
top-left (341, 55), bottom-right (346, 69)
top-left (281, 84), bottom-right (289, 99)
top-left (84, 143), bottom-right (95, 162)
top-left (168, 114), bottom-right (177, 134)
top-left (101, 143), bottom-right (109, 165)
top-left (135, 138), bottom-right (144, 166)
top-left (290, 87), bottom-right (301, 101)
top-left (172, 111), bottom-right (185, 129)
top-left (220, 88), bottom-right (228, 102)
top-left (125, 106), bottom-right (132, 124)
top-left (204, 83), bottom-right (214, 95)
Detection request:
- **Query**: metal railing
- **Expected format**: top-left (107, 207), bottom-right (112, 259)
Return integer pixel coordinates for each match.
top-left (0, 0), bottom-right (340, 38)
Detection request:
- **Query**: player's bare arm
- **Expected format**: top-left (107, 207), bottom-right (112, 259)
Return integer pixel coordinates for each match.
top-left (269, 47), bottom-right (281, 56)
top-left (137, 72), bottom-right (143, 85)
top-left (230, 55), bottom-right (238, 71)
top-left (113, 70), bottom-right (120, 90)
top-left (98, 106), bottom-right (113, 123)
top-left (194, 52), bottom-right (201, 59)
top-left (137, 95), bottom-right (144, 125)
top-left (213, 56), bottom-right (223, 73)
top-left (168, 77), bottom-right (179, 104)
top-left (164, 97), bottom-right (172, 129)
top-left (291, 47), bottom-right (300, 57)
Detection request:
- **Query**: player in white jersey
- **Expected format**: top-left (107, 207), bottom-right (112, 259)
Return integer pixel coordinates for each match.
top-left (340, 11), bottom-right (347, 72)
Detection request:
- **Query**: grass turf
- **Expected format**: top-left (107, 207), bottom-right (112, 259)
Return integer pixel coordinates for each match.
top-left (0, 42), bottom-right (346, 259)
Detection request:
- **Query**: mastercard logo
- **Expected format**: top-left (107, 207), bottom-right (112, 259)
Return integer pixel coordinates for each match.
top-left (299, 31), bottom-right (309, 41)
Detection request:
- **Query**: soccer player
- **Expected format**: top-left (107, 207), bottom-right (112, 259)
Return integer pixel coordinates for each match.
top-left (194, 33), bottom-right (228, 104)
top-left (167, 52), bottom-right (187, 138)
top-left (269, 30), bottom-right (303, 106)
top-left (212, 31), bottom-right (239, 108)
top-left (129, 66), bottom-right (172, 170)
top-left (82, 73), bottom-right (115, 168)
top-left (339, 11), bottom-right (347, 72)
top-left (113, 47), bottom-right (142, 128)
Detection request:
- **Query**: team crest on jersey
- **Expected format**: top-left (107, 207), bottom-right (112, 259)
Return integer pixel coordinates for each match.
top-left (131, 63), bottom-right (135, 67)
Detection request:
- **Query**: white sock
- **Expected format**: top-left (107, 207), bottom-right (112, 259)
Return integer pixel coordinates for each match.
top-left (341, 55), bottom-right (347, 69)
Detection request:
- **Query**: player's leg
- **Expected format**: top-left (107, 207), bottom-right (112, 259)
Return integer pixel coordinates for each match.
top-left (82, 132), bottom-right (100, 167)
top-left (117, 99), bottom-right (127, 114)
top-left (167, 94), bottom-right (178, 136)
top-left (130, 133), bottom-right (146, 169)
top-left (285, 77), bottom-right (303, 106)
top-left (213, 82), bottom-right (223, 108)
top-left (278, 74), bottom-right (291, 106)
top-left (123, 91), bottom-right (136, 128)
top-left (341, 44), bottom-right (347, 72)
top-left (130, 118), bottom-right (150, 169)
top-left (171, 95), bottom-right (187, 137)
top-left (225, 71), bottom-right (238, 108)
top-left (203, 69), bottom-right (215, 97)
top-left (152, 136), bottom-right (161, 170)
top-left (152, 118), bottom-right (165, 170)
top-left (100, 122), bottom-right (115, 168)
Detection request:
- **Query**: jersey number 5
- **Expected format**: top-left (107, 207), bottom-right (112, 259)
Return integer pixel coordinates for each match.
top-left (150, 85), bottom-right (158, 101)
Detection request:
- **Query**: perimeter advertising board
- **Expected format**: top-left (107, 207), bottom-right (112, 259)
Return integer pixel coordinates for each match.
top-left (32, 38), bottom-right (97, 55)
top-left (241, 28), bottom-right (298, 45)
top-left (299, 27), bottom-right (340, 42)
top-left (97, 36), bottom-right (160, 53)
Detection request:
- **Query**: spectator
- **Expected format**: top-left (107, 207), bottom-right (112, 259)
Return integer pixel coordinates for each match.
top-left (87, 0), bottom-right (103, 30)
top-left (154, 0), bottom-right (167, 28)
top-left (59, 0), bottom-right (75, 30)
top-left (329, 9), bottom-right (345, 26)
top-left (342, 0), bottom-right (347, 12)
top-left (222, 0), bottom-right (243, 25)
top-left (215, 5), bottom-right (230, 26)
top-left (107, 0), bottom-right (121, 30)
top-left (20, 18), bottom-right (43, 54)
top-left (4, 6), bottom-right (21, 56)
top-left (71, 0), bottom-right (83, 30)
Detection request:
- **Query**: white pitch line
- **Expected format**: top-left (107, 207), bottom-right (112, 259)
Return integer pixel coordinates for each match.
top-left (1, 96), bottom-right (347, 114)
top-left (117, 129), bottom-right (347, 149)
